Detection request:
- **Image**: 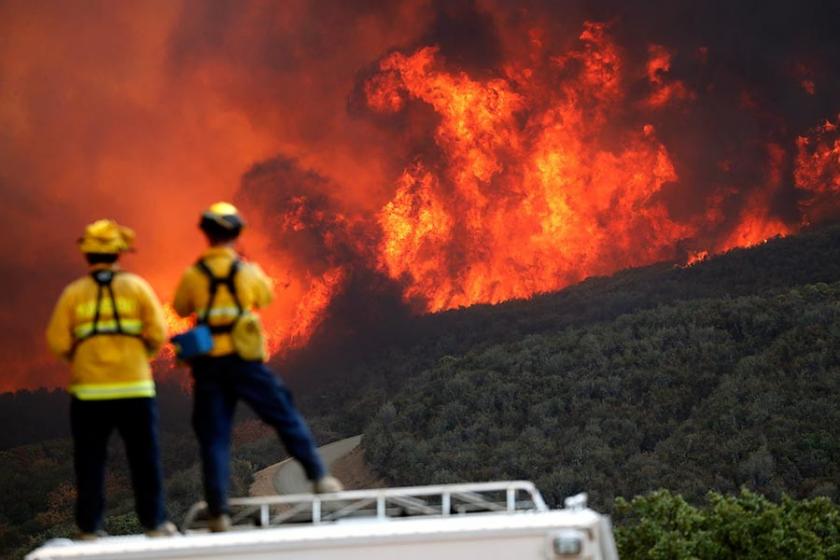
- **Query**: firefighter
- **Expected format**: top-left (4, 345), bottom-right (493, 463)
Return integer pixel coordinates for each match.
top-left (46, 219), bottom-right (176, 539)
top-left (173, 202), bottom-right (342, 532)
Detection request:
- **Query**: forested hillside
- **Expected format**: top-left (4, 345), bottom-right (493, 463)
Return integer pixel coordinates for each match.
top-left (364, 281), bottom-right (840, 508)
top-left (307, 224), bottom-right (840, 437)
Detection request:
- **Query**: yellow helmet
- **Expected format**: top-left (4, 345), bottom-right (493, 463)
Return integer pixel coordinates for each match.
top-left (78, 219), bottom-right (135, 254)
top-left (200, 201), bottom-right (245, 238)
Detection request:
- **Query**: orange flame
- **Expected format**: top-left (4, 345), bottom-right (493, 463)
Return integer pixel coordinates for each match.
top-left (795, 117), bottom-right (840, 196)
top-left (265, 267), bottom-right (346, 358)
top-left (159, 304), bottom-right (193, 362)
top-left (369, 25), bottom-right (694, 310)
top-left (684, 250), bottom-right (709, 267)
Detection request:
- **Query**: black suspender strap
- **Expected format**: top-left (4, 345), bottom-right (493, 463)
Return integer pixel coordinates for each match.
top-left (90, 269), bottom-right (122, 337)
top-left (91, 282), bottom-right (104, 334)
top-left (71, 269), bottom-right (142, 353)
top-left (195, 259), bottom-right (242, 334)
top-left (107, 279), bottom-right (123, 334)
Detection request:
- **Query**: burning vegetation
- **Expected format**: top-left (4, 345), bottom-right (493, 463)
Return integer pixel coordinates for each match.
top-left (238, 14), bottom-right (840, 356)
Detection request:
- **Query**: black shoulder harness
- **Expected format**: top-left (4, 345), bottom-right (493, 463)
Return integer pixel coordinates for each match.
top-left (72, 269), bottom-right (142, 351)
top-left (195, 259), bottom-right (243, 334)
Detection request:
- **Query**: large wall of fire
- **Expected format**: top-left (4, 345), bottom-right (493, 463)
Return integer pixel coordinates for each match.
top-left (1, 0), bottom-right (838, 390)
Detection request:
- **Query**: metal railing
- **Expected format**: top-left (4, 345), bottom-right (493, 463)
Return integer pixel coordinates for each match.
top-left (183, 480), bottom-right (549, 531)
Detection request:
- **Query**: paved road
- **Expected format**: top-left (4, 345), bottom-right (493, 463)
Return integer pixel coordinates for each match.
top-left (269, 435), bottom-right (363, 495)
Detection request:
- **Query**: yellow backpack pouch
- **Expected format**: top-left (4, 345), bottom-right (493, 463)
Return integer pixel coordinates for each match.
top-left (231, 311), bottom-right (266, 361)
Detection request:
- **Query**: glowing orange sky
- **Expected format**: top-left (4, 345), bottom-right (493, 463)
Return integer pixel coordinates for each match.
top-left (0, 1), bottom-right (436, 391)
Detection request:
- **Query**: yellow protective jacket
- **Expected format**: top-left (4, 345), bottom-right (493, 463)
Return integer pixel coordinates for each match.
top-left (172, 246), bottom-right (274, 357)
top-left (46, 265), bottom-right (167, 400)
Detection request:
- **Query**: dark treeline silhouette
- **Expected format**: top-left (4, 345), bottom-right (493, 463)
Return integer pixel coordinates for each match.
top-left (0, 381), bottom-right (193, 451)
top-left (0, 389), bottom-right (69, 450)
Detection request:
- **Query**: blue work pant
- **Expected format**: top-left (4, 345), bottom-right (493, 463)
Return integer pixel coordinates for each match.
top-left (70, 396), bottom-right (166, 533)
top-left (190, 355), bottom-right (326, 515)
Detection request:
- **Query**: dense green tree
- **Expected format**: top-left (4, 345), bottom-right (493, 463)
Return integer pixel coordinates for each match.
top-left (614, 489), bottom-right (840, 559)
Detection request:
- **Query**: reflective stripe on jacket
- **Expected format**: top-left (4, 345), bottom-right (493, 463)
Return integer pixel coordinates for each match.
top-left (73, 318), bottom-right (144, 338)
top-left (71, 379), bottom-right (156, 400)
top-left (172, 246), bottom-right (273, 357)
top-left (46, 265), bottom-right (167, 400)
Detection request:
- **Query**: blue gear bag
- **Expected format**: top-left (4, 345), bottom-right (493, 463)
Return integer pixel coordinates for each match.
top-left (171, 324), bottom-right (214, 360)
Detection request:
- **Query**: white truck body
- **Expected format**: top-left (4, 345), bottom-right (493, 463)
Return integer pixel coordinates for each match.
top-left (27, 481), bottom-right (619, 560)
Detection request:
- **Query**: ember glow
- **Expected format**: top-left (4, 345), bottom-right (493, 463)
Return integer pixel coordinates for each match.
top-left (2, 1), bottom-right (840, 390)
top-left (160, 305), bottom-right (193, 362)
top-left (796, 118), bottom-right (840, 198)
